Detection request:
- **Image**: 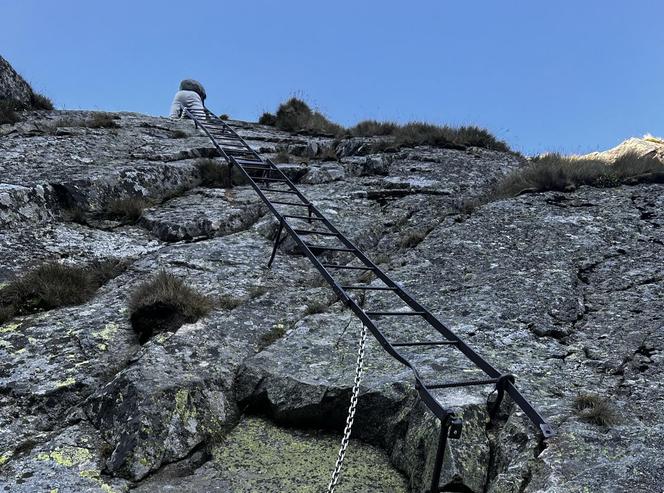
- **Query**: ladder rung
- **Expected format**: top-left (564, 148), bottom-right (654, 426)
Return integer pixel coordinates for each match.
top-left (227, 150), bottom-right (258, 156)
top-left (242, 166), bottom-right (274, 172)
top-left (392, 340), bottom-right (458, 347)
top-left (322, 264), bottom-right (374, 271)
top-left (235, 159), bottom-right (265, 165)
top-left (293, 229), bottom-right (338, 236)
top-left (341, 285), bottom-right (396, 291)
top-left (365, 311), bottom-right (427, 317)
top-left (271, 200), bottom-right (309, 207)
top-left (259, 189), bottom-right (299, 194)
top-left (255, 177), bottom-right (288, 182)
top-left (426, 378), bottom-right (499, 390)
top-left (305, 245), bottom-right (356, 253)
top-left (283, 215), bottom-right (325, 221)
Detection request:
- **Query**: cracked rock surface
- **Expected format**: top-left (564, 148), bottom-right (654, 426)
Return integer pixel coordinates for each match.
top-left (0, 108), bottom-right (662, 493)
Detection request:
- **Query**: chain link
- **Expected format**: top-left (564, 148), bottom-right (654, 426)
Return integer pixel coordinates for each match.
top-left (327, 322), bottom-right (368, 493)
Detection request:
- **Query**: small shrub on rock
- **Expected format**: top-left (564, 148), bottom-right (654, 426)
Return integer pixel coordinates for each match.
top-left (574, 393), bottom-right (620, 427)
top-left (129, 270), bottom-right (214, 344)
top-left (273, 98), bottom-right (344, 137)
top-left (0, 260), bottom-right (125, 322)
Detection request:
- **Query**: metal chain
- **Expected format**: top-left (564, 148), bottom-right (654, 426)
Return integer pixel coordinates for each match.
top-left (327, 322), bottom-right (368, 493)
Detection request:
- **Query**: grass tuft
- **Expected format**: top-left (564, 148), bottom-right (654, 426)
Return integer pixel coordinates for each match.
top-left (86, 112), bottom-right (119, 128)
top-left (258, 112), bottom-right (277, 126)
top-left (258, 321), bottom-right (288, 349)
top-left (349, 120), bottom-right (399, 137)
top-left (263, 97), bottom-right (510, 151)
top-left (30, 92), bottom-right (54, 110)
top-left (196, 158), bottom-right (230, 188)
top-left (304, 300), bottom-right (328, 315)
top-left (574, 394), bottom-right (620, 427)
top-left (492, 151), bottom-right (664, 200)
top-left (128, 270), bottom-right (213, 343)
top-left (0, 260), bottom-right (125, 323)
top-left (218, 294), bottom-right (243, 310)
top-left (107, 197), bottom-right (149, 223)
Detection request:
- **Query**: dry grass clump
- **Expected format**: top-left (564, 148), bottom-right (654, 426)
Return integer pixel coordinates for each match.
top-left (304, 300), bottom-right (328, 315)
top-left (349, 120), bottom-right (399, 137)
top-left (128, 271), bottom-right (213, 320)
top-left (30, 92), bottom-right (54, 110)
top-left (574, 393), bottom-right (620, 427)
top-left (196, 158), bottom-right (230, 188)
top-left (492, 151), bottom-right (664, 199)
top-left (0, 260), bottom-right (125, 323)
top-left (390, 122), bottom-right (510, 151)
top-left (260, 98), bottom-right (511, 152)
top-left (86, 112), bottom-right (119, 128)
top-left (258, 321), bottom-right (289, 349)
top-left (107, 197), bottom-right (149, 223)
top-left (218, 294), bottom-right (243, 310)
top-left (258, 112), bottom-right (277, 126)
top-left (128, 270), bottom-right (213, 343)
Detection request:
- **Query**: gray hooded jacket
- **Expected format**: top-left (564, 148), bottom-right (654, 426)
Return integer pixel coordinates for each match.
top-left (169, 90), bottom-right (204, 119)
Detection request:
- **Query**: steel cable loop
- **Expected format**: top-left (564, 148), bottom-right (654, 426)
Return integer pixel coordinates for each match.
top-left (327, 322), bottom-right (368, 493)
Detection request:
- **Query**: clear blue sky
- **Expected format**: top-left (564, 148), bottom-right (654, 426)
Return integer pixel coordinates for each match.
top-left (2, 0), bottom-right (662, 155)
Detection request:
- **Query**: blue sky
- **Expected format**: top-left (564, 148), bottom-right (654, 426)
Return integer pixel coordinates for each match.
top-left (2, 0), bottom-right (662, 155)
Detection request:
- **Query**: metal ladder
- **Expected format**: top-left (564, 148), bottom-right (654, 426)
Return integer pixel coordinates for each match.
top-left (184, 108), bottom-right (554, 492)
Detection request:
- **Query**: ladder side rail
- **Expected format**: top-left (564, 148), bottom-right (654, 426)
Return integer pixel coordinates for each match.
top-left (187, 108), bottom-right (554, 438)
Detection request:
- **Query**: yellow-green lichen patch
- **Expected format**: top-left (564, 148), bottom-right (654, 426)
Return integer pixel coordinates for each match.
top-left (0, 322), bottom-right (20, 334)
top-left (210, 417), bottom-right (408, 492)
top-left (96, 322), bottom-right (118, 341)
top-left (36, 446), bottom-right (93, 467)
top-left (174, 389), bottom-right (198, 431)
top-left (0, 450), bottom-right (13, 466)
top-left (53, 377), bottom-right (77, 389)
top-left (80, 469), bottom-right (117, 493)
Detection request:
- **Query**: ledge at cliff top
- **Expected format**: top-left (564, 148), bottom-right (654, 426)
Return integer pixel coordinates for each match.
top-left (1, 65), bottom-right (663, 493)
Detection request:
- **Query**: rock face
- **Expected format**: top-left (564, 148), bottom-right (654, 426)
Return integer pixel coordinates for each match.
top-left (0, 99), bottom-right (662, 493)
top-left (0, 55), bottom-right (34, 106)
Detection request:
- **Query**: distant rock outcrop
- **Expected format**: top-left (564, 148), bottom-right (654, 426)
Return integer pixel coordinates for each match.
top-left (581, 135), bottom-right (664, 164)
top-left (0, 55), bottom-right (34, 107)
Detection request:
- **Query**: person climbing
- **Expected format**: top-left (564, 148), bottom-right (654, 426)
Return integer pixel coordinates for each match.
top-left (169, 79), bottom-right (206, 119)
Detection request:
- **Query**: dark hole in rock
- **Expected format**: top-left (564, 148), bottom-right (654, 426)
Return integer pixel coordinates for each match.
top-left (130, 302), bottom-right (191, 344)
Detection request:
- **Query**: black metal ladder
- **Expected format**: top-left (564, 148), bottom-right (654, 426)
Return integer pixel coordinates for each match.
top-left (184, 108), bottom-right (554, 492)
